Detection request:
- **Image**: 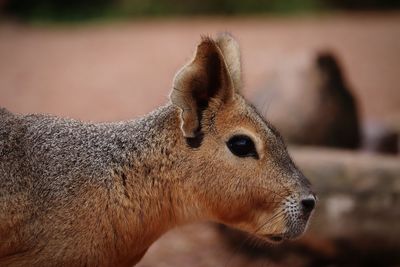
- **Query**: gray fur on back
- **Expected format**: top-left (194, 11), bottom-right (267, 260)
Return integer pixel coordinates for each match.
top-left (0, 105), bottom-right (174, 209)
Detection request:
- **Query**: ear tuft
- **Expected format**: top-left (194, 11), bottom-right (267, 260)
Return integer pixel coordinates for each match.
top-left (170, 36), bottom-right (235, 138)
top-left (216, 33), bottom-right (242, 93)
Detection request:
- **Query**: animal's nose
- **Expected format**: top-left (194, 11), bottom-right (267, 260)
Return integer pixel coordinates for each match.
top-left (301, 194), bottom-right (316, 213)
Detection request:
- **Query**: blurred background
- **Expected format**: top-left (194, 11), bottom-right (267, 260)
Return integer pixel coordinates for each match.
top-left (0, 1), bottom-right (399, 266)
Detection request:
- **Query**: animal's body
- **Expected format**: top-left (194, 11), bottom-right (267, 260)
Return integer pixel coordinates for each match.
top-left (0, 34), bottom-right (315, 267)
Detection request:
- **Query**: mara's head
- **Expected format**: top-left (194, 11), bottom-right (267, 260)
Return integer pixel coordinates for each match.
top-left (170, 34), bottom-right (316, 243)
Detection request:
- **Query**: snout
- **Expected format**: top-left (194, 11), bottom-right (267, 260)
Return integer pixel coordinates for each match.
top-left (256, 191), bottom-right (317, 243)
top-left (281, 192), bottom-right (316, 240)
top-left (301, 193), bottom-right (317, 214)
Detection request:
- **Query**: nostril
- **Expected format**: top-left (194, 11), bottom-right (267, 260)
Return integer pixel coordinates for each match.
top-left (301, 197), bottom-right (316, 213)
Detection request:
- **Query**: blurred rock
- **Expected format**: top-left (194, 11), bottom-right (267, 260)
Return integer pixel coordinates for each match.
top-left (252, 51), bottom-right (361, 149)
top-left (218, 147), bottom-right (400, 267)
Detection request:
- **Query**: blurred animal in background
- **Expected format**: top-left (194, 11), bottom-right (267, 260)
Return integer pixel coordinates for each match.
top-left (252, 51), bottom-right (361, 149)
top-left (252, 50), bottom-right (399, 154)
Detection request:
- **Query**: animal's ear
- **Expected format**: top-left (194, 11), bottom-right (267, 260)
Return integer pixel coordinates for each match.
top-left (216, 33), bottom-right (242, 93)
top-left (170, 37), bottom-right (235, 138)
top-left (316, 51), bottom-right (343, 84)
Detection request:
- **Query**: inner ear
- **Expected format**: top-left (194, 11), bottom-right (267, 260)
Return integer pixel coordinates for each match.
top-left (191, 50), bottom-right (223, 109)
top-left (170, 37), bottom-right (235, 138)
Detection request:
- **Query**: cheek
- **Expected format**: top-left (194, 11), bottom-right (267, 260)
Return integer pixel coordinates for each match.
top-left (199, 167), bottom-right (256, 223)
top-left (197, 141), bottom-right (284, 223)
top-left (212, 197), bottom-right (256, 225)
top-left (255, 211), bottom-right (288, 234)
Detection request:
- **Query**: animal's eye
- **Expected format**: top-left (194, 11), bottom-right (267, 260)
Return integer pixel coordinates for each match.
top-left (227, 135), bottom-right (258, 159)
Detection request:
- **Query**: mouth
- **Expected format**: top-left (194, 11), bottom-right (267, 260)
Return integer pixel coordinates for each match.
top-left (261, 234), bottom-right (286, 243)
top-left (259, 230), bottom-right (304, 243)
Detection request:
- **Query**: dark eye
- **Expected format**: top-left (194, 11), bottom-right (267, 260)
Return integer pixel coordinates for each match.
top-left (227, 135), bottom-right (258, 159)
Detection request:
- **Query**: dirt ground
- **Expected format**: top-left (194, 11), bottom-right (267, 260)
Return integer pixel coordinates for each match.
top-left (0, 12), bottom-right (399, 267)
top-left (1, 12), bottom-right (400, 124)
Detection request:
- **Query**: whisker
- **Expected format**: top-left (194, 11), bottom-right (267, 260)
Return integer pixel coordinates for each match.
top-left (262, 95), bottom-right (273, 119)
top-left (259, 87), bottom-right (276, 120)
top-left (254, 209), bottom-right (286, 236)
top-left (223, 208), bottom-right (287, 267)
top-left (245, 184), bottom-right (291, 201)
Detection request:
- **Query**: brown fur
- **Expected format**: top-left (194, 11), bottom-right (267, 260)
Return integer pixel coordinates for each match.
top-left (0, 34), bottom-right (315, 266)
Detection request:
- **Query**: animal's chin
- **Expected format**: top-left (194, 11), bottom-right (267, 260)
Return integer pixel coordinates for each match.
top-left (258, 232), bottom-right (302, 244)
top-left (263, 234), bottom-right (285, 243)
top-left (257, 227), bottom-right (306, 244)
top-left (247, 210), bottom-right (312, 244)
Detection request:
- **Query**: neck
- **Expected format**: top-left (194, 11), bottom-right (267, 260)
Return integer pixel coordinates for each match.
top-left (107, 104), bottom-right (203, 264)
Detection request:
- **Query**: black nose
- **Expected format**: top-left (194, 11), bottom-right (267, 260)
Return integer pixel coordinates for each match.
top-left (301, 196), bottom-right (316, 213)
